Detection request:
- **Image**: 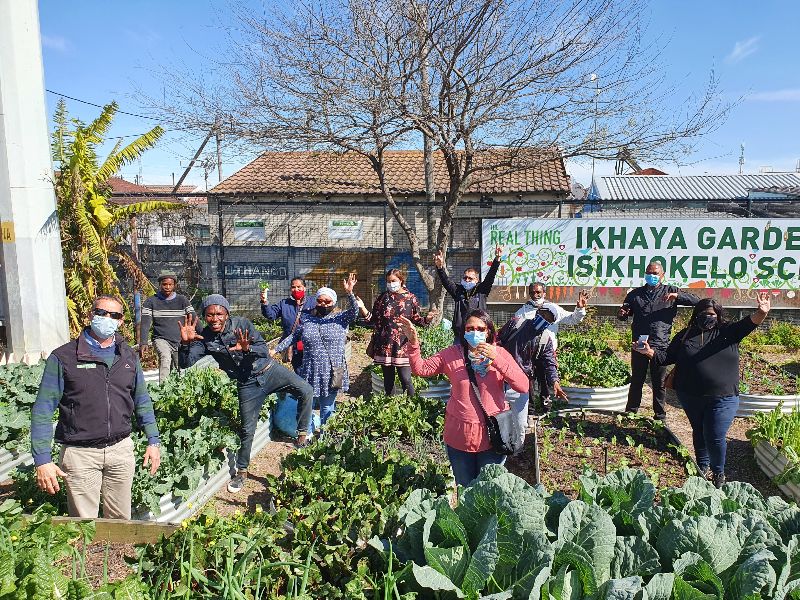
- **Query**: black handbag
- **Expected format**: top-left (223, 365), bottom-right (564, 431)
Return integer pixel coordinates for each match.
top-left (463, 347), bottom-right (520, 456)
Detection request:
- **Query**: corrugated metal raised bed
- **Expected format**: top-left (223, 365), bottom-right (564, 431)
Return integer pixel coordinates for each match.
top-left (562, 384), bottom-right (630, 412)
top-left (134, 418), bottom-right (271, 524)
top-left (753, 440), bottom-right (800, 503)
top-left (737, 394), bottom-right (800, 418)
top-left (370, 372), bottom-right (451, 400)
top-left (0, 447), bottom-right (34, 482)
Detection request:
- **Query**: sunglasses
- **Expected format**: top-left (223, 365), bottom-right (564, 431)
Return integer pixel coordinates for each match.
top-left (93, 308), bottom-right (123, 320)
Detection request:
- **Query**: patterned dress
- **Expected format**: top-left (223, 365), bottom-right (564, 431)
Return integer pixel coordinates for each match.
top-left (368, 290), bottom-right (428, 367)
top-left (275, 293), bottom-right (359, 397)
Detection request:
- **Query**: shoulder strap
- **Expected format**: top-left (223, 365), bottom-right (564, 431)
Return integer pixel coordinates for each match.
top-left (462, 345), bottom-right (491, 421)
top-left (289, 299), bottom-right (304, 335)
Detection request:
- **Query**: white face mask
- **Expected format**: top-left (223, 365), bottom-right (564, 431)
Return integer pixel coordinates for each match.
top-left (529, 298), bottom-right (545, 307)
top-left (387, 281), bottom-right (401, 293)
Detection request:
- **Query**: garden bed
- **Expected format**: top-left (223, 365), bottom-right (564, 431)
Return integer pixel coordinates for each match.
top-left (753, 440), bottom-right (800, 502)
top-left (737, 350), bottom-right (800, 416)
top-left (507, 410), bottom-right (696, 495)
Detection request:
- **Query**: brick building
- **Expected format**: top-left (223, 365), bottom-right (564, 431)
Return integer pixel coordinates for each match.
top-left (204, 149), bottom-right (572, 315)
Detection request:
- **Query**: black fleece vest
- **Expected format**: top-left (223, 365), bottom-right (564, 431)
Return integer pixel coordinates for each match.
top-left (50, 332), bottom-right (138, 446)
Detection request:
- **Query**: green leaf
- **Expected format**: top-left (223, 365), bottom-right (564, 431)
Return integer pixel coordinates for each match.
top-left (642, 572), bottom-right (675, 600)
top-left (425, 545), bottom-right (470, 588)
top-left (594, 576), bottom-right (643, 599)
top-left (725, 548), bottom-right (777, 599)
top-left (672, 552), bottom-right (724, 597)
top-left (655, 513), bottom-right (743, 573)
top-left (556, 500), bottom-right (616, 585)
top-left (461, 514), bottom-right (500, 596)
top-left (610, 536), bottom-right (661, 580)
top-left (410, 563), bottom-right (465, 597)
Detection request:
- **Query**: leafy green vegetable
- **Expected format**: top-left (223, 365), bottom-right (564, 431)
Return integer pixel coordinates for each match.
top-left (0, 362), bottom-right (45, 454)
top-left (747, 404), bottom-right (800, 485)
top-left (557, 331), bottom-right (631, 388)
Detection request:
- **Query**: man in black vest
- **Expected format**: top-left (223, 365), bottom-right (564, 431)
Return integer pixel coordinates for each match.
top-left (31, 295), bottom-right (161, 519)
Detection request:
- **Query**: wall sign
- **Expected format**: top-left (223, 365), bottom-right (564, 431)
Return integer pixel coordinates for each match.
top-left (233, 220), bottom-right (266, 242)
top-left (223, 263), bottom-right (287, 280)
top-left (481, 218), bottom-right (800, 291)
top-left (328, 219), bottom-right (363, 240)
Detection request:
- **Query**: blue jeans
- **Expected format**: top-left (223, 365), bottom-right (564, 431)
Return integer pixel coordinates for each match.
top-left (446, 445), bottom-right (506, 487)
top-left (237, 362), bottom-right (314, 470)
top-left (309, 389), bottom-right (338, 434)
top-left (677, 392), bottom-right (739, 475)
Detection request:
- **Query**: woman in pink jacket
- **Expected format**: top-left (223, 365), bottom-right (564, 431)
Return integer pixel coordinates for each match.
top-left (399, 309), bottom-right (529, 487)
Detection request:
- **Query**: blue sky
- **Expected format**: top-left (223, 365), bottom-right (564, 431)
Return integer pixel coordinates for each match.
top-left (38, 0), bottom-right (800, 189)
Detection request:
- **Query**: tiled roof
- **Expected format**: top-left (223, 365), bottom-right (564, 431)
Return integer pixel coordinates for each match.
top-left (600, 173), bottom-right (800, 201)
top-left (750, 185), bottom-right (800, 198)
top-left (108, 178), bottom-right (206, 207)
top-left (210, 149), bottom-right (570, 196)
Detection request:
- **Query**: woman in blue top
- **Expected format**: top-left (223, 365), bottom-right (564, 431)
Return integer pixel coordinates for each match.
top-left (274, 273), bottom-right (359, 432)
top-left (260, 276), bottom-right (312, 372)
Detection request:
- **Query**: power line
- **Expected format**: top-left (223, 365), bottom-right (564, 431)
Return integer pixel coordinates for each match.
top-left (46, 88), bottom-right (168, 122)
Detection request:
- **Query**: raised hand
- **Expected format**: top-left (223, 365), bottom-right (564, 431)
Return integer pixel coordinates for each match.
top-left (756, 291), bottom-right (771, 314)
top-left (495, 246), bottom-right (502, 260)
top-left (397, 316), bottom-right (419, 345)
top-left (576, 290), bottom-right (590, 308)
top-left (343, 272), bottom-right (357, 294)
top-left (230, 328), bottom-right (251, 353)
top-left (178, 313), bottom-right (203, 344)
top-left (665, 292), bottom-right (679, 304)
top-left (425, 307), bottom-right (440, 323)
top-left (260, 288), bottom-right (268, 304)
top-left (433, 251), bottom-right (444, 269)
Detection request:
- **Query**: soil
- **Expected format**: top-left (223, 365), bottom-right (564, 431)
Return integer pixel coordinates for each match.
top-left (507, 411), bottom-right (692, 497)
top-left (59, 542), bottom-right (138, 589)
top-left (740, 351), bottom-right (799, 395)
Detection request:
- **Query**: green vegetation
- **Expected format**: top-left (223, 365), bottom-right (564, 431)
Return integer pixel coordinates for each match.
top-left (0, 362), bottom-right (45, 455)
top-left (748, 404), bottom-right (800, 485)
top-left (740, 351), bottom-right (799, 396)
top-left (742, 321), bottom-right (800, 352)
top-left (558, 330), bottom-right (631, 388)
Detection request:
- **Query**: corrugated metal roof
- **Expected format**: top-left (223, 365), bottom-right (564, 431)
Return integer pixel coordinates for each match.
top-left (600, 173), bottom-right (800, 201)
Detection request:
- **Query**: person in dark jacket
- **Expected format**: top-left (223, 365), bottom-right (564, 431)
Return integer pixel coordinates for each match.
top-left (634, 292), bottom-right (770, 488)
top-left (260, 276), bottom-right (312, 372)
top-left (498, 308), bottom-right (567, 425)
top-left (140, 273), bottom-right (195, 383)
top-left (178, 294), bottom-right (313, 493)
top-left (31, 295), bottom-right (161, 519)
top-left (618, 261), bottom-right (699, 419)
top-left (435, 246), bottom-right (501, 343)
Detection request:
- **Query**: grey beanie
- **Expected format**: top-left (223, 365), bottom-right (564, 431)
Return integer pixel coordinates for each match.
top-left (201, 294), bottom-right (231, 314)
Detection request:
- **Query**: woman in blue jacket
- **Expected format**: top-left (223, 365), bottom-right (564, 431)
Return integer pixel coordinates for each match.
top-left (260, 276), bottom-right (312, 372)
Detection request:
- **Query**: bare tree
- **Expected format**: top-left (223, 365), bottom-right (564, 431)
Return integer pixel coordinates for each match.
top-left (145, 0), bottom-right (727, 309)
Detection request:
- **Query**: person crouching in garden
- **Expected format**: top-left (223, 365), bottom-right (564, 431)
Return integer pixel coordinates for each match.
top-left (31, 295), bottom-right (161, 518)
top-left (498, 306), bottom-right (568, 432)
top-left (178, 294), bottom-right (313, 494)
top-left (399, 310), bottom-right (528, 487)
top-left (274, 274), bottom-right (360, 433)
top-left (357, 269), bottom-right (437, 397)
top-left (634, 292), bottom-right (771, 488)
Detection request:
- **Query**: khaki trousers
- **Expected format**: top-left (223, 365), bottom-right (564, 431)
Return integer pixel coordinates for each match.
top-left (59, 436), bottom-right (136, 519)
top-left (153, 337), bottom-right (178, 383)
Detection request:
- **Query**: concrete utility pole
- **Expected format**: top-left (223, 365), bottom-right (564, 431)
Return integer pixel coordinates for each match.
top-left (0, 0), bottom-right (70, 363)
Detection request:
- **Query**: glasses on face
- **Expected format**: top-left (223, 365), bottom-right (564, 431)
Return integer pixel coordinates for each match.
top-left (93, 308), bottom-right (123, 320)
top-left (464, 325), bottom-right (488, 332)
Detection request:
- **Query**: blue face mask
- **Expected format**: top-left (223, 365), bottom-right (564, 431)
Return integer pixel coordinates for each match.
top-left (90, 315), bottom-right (119, 339)
top-left (462, 280), bottom-right (477, 291)
top-left (644, 274), bottom-right (660, 286)
top-left (463, 330), bottom-right (486, 348)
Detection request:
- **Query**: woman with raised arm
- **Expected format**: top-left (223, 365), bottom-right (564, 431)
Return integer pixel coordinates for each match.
top-left (634, 291), bottom-right (771, 488)
top-left (357, 269), bottom-right (437, 397)
top-left (399, 309), bottom-right (528, 487)
top-left (275, 273), bottom-right (360, 432)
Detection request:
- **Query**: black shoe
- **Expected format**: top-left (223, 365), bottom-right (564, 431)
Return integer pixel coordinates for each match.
top-left (712, 472), bottom-right (726, 489)
top-left (654, 413), bottom-right (667, 422)
top-left (699, 466), bottom-right (712, 480)
top-left (227, 470), bottom-right (247, 493)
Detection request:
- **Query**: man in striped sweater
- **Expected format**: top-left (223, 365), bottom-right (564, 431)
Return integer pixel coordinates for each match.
top-left (140, 273), bottom-right (195, 383)
top-left (31, 295), bottom-right (161, 519)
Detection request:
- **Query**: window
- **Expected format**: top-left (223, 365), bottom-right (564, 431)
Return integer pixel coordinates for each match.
top-left (190, 224), bottom-right (211, 241)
